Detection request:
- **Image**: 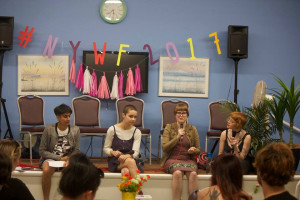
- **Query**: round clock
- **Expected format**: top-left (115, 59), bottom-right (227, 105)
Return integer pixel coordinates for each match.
top-left (100, 0), bottom-right (127, 24)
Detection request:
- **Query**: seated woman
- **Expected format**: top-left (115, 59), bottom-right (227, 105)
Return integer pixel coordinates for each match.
top-left (103, 104), bottom-right (143, 178)
top-left (197, 154), bottom-right (250, 200)
top-left (0, 139), bottom-right (35, 200)
top-left (162, 103), bottom-right (200, 200)
top-left (59, 152), bottom-right (103, 200)
top-left (218, 111), bottom-right (252, 174)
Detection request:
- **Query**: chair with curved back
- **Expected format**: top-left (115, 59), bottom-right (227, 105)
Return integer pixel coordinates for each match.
top-left (116, 96), bottom-right (152, 164)
top-left (157, 98), bottom-right (189, 158)
top-left (17, 95), bottom-right (45, 164)
top-left (205, 99), bottom-right (231, 153)
top-left (72, 95), bottom-right (108, 157)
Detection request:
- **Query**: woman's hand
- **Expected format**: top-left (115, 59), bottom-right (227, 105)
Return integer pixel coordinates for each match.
top-left (229, 136), bottom-right (238, 146)
top-left (111, 150), bottom-right (122, 158)
top-left (60, 156), bottom-right (69, 161)
top-left (118, 154), bottom-right (131, 162)
top-left (188, 147), bottom-right (196, 154)
top-left (177, 128), bottom-right (185, 139)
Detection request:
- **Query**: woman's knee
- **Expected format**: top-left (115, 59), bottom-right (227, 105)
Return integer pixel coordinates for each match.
top-left (173, 170), bottom-right (183, 179)
top-left (125, 158), bottom-right (137, 168)
top-left (121, 168), bottom-right (129, 176)
top-left (42, 162), bottom-right (55, 175)
top-left (189, 171), bottom-right (198, 180)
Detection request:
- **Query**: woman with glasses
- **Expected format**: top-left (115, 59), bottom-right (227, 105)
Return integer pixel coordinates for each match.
top-left (0, 139), bottom-right (35, 200)
top-left (162, 103), bottom-right (201, 200)
top-left (218, 112), bottom-right (252, 174)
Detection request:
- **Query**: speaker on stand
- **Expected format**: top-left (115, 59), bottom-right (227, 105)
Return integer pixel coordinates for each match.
top-left (0, 16), bottom-right (14, 139)
top-left (227, 25), bottom-right (248, 103)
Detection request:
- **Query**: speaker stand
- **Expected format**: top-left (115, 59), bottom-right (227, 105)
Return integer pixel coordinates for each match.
top-left (233, 58), bottom-right (240, 104)
top-left (0, 50), bottom-right (13, 139)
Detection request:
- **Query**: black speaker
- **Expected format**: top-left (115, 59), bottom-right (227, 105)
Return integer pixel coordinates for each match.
top-left (228, 25), bottom-right (248, 59)
top-left (0, 16), bottom-right (14, 51)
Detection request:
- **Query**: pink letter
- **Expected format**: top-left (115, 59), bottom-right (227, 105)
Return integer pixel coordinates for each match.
top-left (143, 44), bottom-right (159, 65)
top-left (166, 42), bottom-right (180, 64)
top-left (43, 35), bottom-right (59, 58)
top-left (69, 41), bottom-right (81, 62)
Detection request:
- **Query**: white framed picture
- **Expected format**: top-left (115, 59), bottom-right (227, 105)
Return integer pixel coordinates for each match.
top-left (18, 55), bottom-right (69, 96)
top-left (159, 56), bottom-right (210, 98)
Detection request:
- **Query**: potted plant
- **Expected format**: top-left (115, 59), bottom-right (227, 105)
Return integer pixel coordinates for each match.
top-left (270, 75), bottom-right (300, 170)
top-left (271, 75), bottom-right (300, 148)
top-left (265, 90), bottom-right (287, 142)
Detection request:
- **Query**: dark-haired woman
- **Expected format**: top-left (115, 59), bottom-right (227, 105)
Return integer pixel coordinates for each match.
top-left (59, 152), bottom-right (103, 200)
top-left (197, 154), bottom-right (250, 200)
top-left (103, 104), bottom-right (143, 178)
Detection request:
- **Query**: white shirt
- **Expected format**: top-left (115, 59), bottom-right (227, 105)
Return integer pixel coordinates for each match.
top-left (103, 125), bottom-right (141, 159)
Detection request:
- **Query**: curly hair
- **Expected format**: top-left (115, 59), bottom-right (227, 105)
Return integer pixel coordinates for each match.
top-left (254, 142), bottom-right (295, 186)
top-left (230, 112), bottom-right (247, 130)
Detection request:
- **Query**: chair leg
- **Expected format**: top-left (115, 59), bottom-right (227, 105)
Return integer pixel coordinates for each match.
top-left (149, 135), bottom-right (152, 165)
top-left (29, 133), bottom-right (32, 165)
top-left (205, 137), bottom-right (208, 152)
top-left (160, 135), bottom-right (163, 159)
top-left (101, 136), bottom-right (105, 158)
top-left (157, 136), bottom-right (161, 159)
top-left (144, 136), bottom-right (147, 160)
top-left (211, 140), bottom-right (220, 154)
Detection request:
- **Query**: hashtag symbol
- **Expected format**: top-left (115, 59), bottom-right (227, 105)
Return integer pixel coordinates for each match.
top-left (18, 26), bottom-right (35, 48)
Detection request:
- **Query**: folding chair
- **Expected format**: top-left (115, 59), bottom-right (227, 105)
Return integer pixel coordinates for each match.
top-left (205, 99), bottom-right (231, 153)
top-left (17, 95), bottom-right (45, 164)
top-left (157, 98), bottom-right (189, 158)
top-left (72, 95), bottom-right (108, 157)
top-left (116, 96), bottom-right (152, 164)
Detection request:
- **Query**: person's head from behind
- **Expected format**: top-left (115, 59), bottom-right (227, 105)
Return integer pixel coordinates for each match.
top-left (59, 153), bottom-right (103, 200)
top-left (254, 142), bottom-right (295, 187)
top-left (54, 104), bottom-right (72, 127)
top-left (0, 139), bottom-right (22, 170)
top-left (122, 104), bottom-right (137, 126)
top-left (227, 112), bottom-right (247, 130)
top-left (211, 154), bottom-right (246, 200)
top-left (0, 152), bottom-right (12, 186)
top-left (174, 103), bottom-right (189, 124)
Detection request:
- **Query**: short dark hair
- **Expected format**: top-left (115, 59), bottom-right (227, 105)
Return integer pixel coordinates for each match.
top-left (0, 152), bottom-right (12, 185)
top-left (174, 103), bottom-right (189, 116)
top-left (254, 142), bottom-right (295, 186)
top-left (59, 153), bottom-right (103, 198)
top-left (54, 104), bottom-right (72, 116)
top-left (123, 104), bottom-right (137, 114)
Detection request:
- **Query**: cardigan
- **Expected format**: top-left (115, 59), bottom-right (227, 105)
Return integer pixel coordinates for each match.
top-left (161, 122), bottom-right (200, 165)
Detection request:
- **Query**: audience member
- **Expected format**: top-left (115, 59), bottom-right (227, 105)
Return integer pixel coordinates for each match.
top-left (59, 152), bottom-right (103, 200)
top-left (103, 104), bottom-right (143, 178)
top-left (254, 142), bottom-right (297, 200)
top-left (39, 104), bottom-right (80, 200)
top-left (218, 111), bottom-right (252, 174)
top-left (197, 154), bottom-right (250, 200)
top-left (0, 139), bottom-right (35, 200)
top-left (162, 103), bottom-right (200, 200)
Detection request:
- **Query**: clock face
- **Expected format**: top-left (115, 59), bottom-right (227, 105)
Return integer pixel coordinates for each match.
top-left (100, 0), bottom-right (127, 24)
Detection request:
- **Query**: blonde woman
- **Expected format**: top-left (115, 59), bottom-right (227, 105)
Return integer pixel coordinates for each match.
top-left (0, 139), bottom-right (34, 200)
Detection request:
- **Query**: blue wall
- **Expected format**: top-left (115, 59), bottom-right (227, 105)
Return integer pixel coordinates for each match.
top-left (1, 0), bottom-right (300, 165)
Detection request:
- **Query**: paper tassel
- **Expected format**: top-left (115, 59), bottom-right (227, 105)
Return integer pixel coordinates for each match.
top-left (83, 66), bottom-right (92, 94)
top-left (97, 72), bottom-right (110, 99)
top-left (118, 71), bottom-right (124, 98)
top-left (75, 63), bottom-right (84, 91)
top-left (69, 58), bottom-right (76, 83)
top-left (89, 69), bottom-right (98, 97)
top-left (125, 68), bottom-right (136, 95)
top-left (110, 72), bottom-right (119, 100)
top-left (134, 64), bottom-right (143, 92)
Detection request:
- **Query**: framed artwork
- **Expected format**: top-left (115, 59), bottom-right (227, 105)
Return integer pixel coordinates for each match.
top-left (18, 55), bottom-right (69, 96)
top-left (159, 56), bottom-right (210, 98)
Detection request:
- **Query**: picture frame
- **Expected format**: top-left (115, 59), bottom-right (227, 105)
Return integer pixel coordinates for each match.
top-left (158, 56), bottom-right (210, 98)
top-left (18, 55), bottom-right (69, 96)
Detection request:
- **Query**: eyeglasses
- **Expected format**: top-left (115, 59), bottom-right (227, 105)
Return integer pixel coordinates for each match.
top-left (176, 111), bottom-right (187, 116)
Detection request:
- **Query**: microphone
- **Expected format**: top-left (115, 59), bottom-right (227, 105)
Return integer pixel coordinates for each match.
top-left (232, 131), bottom-right (237, 137)
top-left (180, 123), bottom-right (183, 141)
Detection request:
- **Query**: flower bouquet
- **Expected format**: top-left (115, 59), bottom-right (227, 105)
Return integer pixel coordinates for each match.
top-left (117, 170), bottom-right (150, 200)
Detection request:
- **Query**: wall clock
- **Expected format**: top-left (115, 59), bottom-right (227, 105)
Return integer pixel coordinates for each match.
top-left (100, 0), bottom-right (127, 24)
